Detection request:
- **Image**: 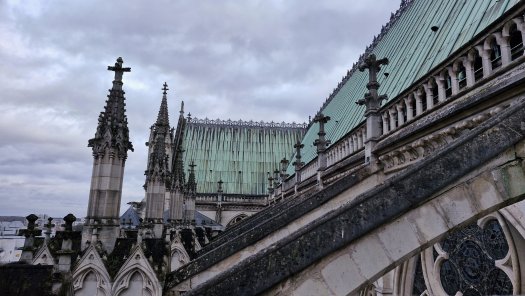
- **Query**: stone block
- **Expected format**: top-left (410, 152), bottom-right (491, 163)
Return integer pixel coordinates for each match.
top-left (293, 278), bottom-right (333, 296)
top-left (321, 254), bottom-right (364, 296)
top-left (435, 184), bottom-right (478, 228)
top-left (348, 233), bottom-right (393, 281)
top-left (377, 217), bottom-right (421, 264)
top-left (467, 172), bottom-right (504, 212)
top-left (492, 160), bottom-right (525, 200)
top-left (404, 202), bottom-right (449, 246)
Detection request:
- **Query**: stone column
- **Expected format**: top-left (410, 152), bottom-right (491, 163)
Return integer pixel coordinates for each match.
top-left (495, 33), bottom-right (511, 66)
top-left (414, 89), bottom-right (423, 115)
top-left (448, 67), bottom-right (459, 95)
top-left (381, 112), bottom-right (389, 135)
top-left (435, 75), bottom-right (446, 102)
top-left (388, 108), bottom-right (396, 131)
top-left (477, 45), bottom-right (492, 77)
top-left (396, 104), bottom-right (404, 126)
top-left (463, 57), bottom-right (475, 87)
top-left (404, 96), bottom-right (414, 121)
top-left (423, 82), bottom-right (434, 110)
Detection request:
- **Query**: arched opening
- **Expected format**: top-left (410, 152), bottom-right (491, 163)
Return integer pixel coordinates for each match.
top-left (430, 80), bottom-right (439, 106)
top-left (409, 96), bottom-right (416, 120)
top-left (473, 51), bottom-right (483, 82)
top-left (509, 23), bottom-right (523, 60)
top-left (402, 105), bottom-right (408, 124)
top-left (444, 72), bottom-right (452, 98)
top-left (419, 88), bottom-right (427, 112)
top-left (75, 271), bottom-right (106, 296)
top-left (489, 38), bottom-right (502, 69)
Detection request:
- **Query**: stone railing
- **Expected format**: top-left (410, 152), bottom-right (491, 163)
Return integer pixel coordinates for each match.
top-left (379, 14), bottom-right (525, 137)
top-left (196, 194), bottom-right (267, 204)
top-left (189, 117), bottom-right (307, 129)
top-left (326, 123), bottom-right (366, 167)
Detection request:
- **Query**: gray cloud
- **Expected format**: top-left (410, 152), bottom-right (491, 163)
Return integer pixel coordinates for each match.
top-left (0, 0), bottom-right (400, 217)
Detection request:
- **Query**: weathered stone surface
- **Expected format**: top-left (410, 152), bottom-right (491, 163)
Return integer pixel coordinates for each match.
top-left (179, 97), bottom-right (525, 295)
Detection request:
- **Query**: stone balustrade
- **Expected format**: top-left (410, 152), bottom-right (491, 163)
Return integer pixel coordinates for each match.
top-left (269, 13), bottom-right (525, 203)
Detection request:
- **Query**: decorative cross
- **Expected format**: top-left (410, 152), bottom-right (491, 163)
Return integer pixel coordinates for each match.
top-left (357, 54), bottom-right (388, 114)
top-left (217, 179), bottom-right (224, 193)
top-left (107, 57), bottom-right (131, 82)
top-left (267, 172), bottom-right (274, 194)
top-left (189, 161), bottom-right (196, 171)
top-left (44, 217), bottom-right (55, 230)
top-left (280, 157), bottom-right (289, 179)
top-left (19, 214), bottom-right (42, 238)
top-left (312, 113), bottom-right (331, 153)
top-left (293, 141), bottom-right (305, 170)
top-left (162, 82), bottom-right (169, 95)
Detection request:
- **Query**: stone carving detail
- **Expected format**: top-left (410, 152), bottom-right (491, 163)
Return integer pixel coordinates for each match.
top-left (378, 105), bottom-right (508, 171)
top-left (88, 57), bottom-right (134, 160)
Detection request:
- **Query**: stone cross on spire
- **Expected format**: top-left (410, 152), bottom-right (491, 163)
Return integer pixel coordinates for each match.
top-left (357, 54), bottom-right (388, 114)
top-left (108, 57), bottom-right (131, 85)
top-left (162, 82), bottom-right (169, 95)
top-left (293, 141), bottom-right (304, 171)
top-left (313, 113), bottom-right (331, 154)
top-left (357, 53), bottom-right (389, 163)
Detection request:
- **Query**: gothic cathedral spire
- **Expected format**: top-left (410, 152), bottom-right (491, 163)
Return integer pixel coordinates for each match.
top-left (144, 83), bottom-right (173, 237)
top-left (83, 57), bottom-right (134, 253)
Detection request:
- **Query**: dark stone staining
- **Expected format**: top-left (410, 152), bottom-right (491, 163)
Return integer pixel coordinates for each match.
top-left (105, 238), bottom-right (135, 278)
top-left (143, 238), bottom-right (168, 280)
top-left (0, 264), bottom-right (54, 296)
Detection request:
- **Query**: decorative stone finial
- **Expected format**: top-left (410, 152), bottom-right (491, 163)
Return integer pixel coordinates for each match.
top-left (357, 54), bottom-right (389, 114)
top-left (217, 179), bottom-right (224, 193)
top-left (63, 214), bottom-right (76, 232)
top-left (313, 113), bottom-right (331, 154)
top-left (293, 141), bottom-right (305, 171)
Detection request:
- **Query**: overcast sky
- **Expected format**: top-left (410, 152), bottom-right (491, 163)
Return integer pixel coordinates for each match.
top-left (0, 0), bottom-right (401, 218)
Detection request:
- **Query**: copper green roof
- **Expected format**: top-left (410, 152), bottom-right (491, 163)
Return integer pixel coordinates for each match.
top-left (182, 118), bottom-right (306, 195)
top-left (294, 0), bottom-right (520, 171)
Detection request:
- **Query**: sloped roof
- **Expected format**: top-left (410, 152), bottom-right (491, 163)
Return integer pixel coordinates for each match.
top-left (296, 0), bottom-right (520, 168)
top-left (182, 118), bottom-right (306, 195)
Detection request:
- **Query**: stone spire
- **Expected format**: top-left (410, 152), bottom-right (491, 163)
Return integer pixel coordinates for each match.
top-left (83, 57), bottom-right (133, 253)
top-left (186, 161), bottom-right (197, 194)
top-left (88, 57), bottom-right (133, 160)
top-left (169, 99), bottom-right (187, 223)
top-left (156, 82), bottom-right (170, 127)
top-left (184, 161), bottom-right (197, 222)
top-left (145, 84), bottom-right (173, 236)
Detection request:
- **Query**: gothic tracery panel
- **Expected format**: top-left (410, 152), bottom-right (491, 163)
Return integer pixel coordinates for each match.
top-left (416, 212), bottom-right (521, 296)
